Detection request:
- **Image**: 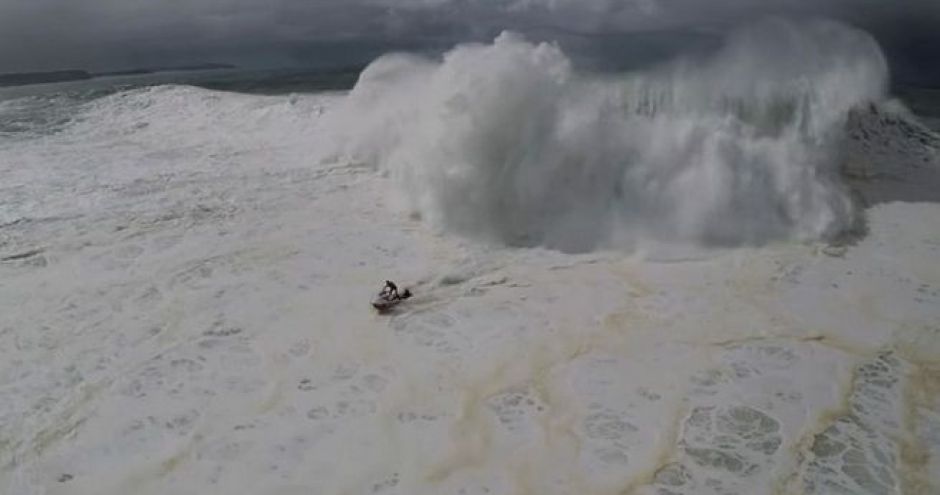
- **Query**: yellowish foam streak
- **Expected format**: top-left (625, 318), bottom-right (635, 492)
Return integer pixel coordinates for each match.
top-left (899, 364), bottom-right (940, 494)
top-left (424, 266), bottom-right (654, 492)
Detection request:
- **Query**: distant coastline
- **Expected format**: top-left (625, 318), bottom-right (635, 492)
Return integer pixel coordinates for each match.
top-left (0, 63), bottom-right (236, 87)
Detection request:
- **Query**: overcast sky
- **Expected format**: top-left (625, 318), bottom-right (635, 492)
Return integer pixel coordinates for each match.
top-left (1, 0), bottom-right (938, 83)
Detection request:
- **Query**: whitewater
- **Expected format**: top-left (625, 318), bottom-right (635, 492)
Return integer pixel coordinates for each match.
top-left (2, 19), bottom-right (940, 495)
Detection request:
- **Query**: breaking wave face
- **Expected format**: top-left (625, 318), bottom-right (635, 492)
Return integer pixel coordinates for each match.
top-left (328, 18), bottom-right (888, 253)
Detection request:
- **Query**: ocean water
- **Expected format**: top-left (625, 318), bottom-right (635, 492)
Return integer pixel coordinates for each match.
top-left (2, 18), bottom-right (940, 495)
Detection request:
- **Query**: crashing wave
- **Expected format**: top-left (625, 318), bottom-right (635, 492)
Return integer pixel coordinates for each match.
top-left (326, 18), bottom-right (889, 252)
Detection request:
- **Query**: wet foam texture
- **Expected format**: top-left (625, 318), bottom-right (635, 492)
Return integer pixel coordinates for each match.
top-left (326, 18), bottom-right (887, 252)
top-left (2, 16), bottom-right (939, 495)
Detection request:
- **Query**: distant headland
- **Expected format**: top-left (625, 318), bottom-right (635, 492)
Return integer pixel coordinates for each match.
top-left (0, 63), bottom-right (236, 87)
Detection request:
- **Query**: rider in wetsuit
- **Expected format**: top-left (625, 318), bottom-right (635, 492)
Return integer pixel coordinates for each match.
top-left (381, 280), bottom-right (400, 300)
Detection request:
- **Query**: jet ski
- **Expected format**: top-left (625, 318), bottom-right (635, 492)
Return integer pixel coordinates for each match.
top-left (372, 281), bottom-right (412, 313)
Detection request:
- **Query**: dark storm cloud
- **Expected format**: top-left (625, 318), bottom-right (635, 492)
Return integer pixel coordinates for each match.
top-left (1, 0), bottom-right (938, 83)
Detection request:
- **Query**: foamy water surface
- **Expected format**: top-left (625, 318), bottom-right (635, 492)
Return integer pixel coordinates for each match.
top-left (2, 20), bottom-right (940, 495)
